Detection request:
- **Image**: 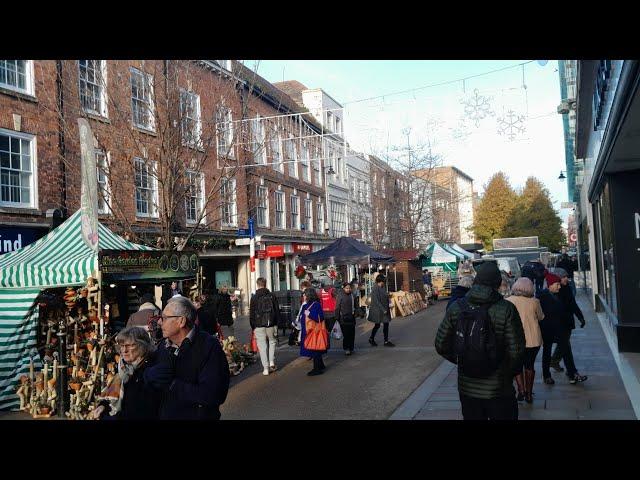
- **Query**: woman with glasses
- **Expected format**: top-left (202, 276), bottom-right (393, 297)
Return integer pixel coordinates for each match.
top-left (91, 326), bottom-right (161, 420)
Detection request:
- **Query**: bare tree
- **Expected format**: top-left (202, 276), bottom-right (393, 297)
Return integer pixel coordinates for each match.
top-left (37, 60), bottom-right (262, 251)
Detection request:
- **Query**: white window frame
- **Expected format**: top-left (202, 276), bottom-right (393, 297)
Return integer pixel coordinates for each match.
top-left (256, 185), bottom-right (269, 227)
top-left (313, 146), bottom-right (322, 187)
top-left (134, 157), bottom-right (159, 218)
top-left (185, 170), bottom-right (205, 225)
top-left (305, 198), bottom-right (313, 233)
top-left (275, 190), bottom-right (286, 229)
top-left (180, 89), bottom-right (202, 149)
top-left (216, 105), bottom-right (234, 159)
top-left (286, 134), bottom-right (298, 178)
top-left (317, 201), bottom-right (324, 234)
top-left (270, 125), bottom-right (284, 173)
top-left (252, 114), bottom-right (266, 164)
top-left (96, 149), bottom-right (111, 215)
top-left (0, 60), bottom-right (35, 96)
top-left (326, 111), bottom-right (333, 131)
top-left (221, 176), bottom-right (237, 227)
top-left (290, 195), bottom-right (300, 230)
top-left (78, 60), bottom-right (108, 118)
top-left (335, 116), bottom-right (341, 135)
top-left (300, 141), bottom-right (311, 183)
top-left (130, 68), bottom-right (155, 132)
top-left (0, 128), bottom-right (37, 209)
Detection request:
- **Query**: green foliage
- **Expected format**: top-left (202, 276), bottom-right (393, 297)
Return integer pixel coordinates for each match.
top-left (472, 172), bottom-right (518, 250)
top-left (503, 177), bottom-right (565, 251)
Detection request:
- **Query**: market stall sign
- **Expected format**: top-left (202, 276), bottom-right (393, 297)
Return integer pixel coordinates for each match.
top-left (99, 249), bottom-right (199, 281)
top-left (293, 243), bottom-right (312, 253)
top-left (256, 250), bottom-right (267, 259)
top-left (0, 226), bottom-right (46, 254)
top-left (266, 245), bottom-right (284, 258)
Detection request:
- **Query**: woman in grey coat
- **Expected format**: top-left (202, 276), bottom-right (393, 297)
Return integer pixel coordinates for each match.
top-left (368, 274), bottom-right (395, 347)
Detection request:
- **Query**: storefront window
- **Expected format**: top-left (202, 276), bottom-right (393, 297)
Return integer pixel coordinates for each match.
top-left (596, 182), bottom-right (617, 316)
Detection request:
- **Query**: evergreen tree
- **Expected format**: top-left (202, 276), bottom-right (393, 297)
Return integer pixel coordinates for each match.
top-left (472, 172), bottom-right (518, 250)
top-left (503, 177), bottom-right (565, 251)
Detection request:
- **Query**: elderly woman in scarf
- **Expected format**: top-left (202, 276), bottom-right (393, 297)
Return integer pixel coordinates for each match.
top-left (91, 326), bottom-right (161, 420)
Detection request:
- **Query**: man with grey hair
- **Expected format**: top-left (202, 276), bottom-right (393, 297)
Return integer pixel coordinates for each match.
top-left (144, 295), bottom-right (230, 420)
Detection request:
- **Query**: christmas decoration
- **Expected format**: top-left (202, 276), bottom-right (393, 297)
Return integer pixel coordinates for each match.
top-left (461, 89), bottom-right (494, 127)
top-left (497, 110), bottom-right (526, 141)
top-left (294, 265), bottom-right (307, 279)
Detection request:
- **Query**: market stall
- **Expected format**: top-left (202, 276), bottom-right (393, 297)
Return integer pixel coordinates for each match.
top-left (449, 243), bottom-right (475, 260)
top-left (422, 242), bottom-right (459, 273)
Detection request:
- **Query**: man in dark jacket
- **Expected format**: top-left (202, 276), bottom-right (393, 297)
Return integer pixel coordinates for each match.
top-left (549, 268), bottom-right (587, 381)
top-left (522, 260), bottom-right (546, 296)
top-left (335, 282), bottom-right (357, 355)
top-left (196, 292), bottom-right (218, 337)
top-left (144, 296), bottom-right (230, 420)
top-left (214, 286), bottom-right (234, 337)
top-left (446, 275), bottom-right (474, 310)
top-left (249, 277), bottom-right (280, 375)
top-left (557, 254), bottom-right (578, 295)
top-left (435, 262), bottom-right (525, 420)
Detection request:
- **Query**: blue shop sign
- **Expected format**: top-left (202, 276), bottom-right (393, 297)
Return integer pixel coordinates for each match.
top-left (0, 226), bottom-right (46, 254)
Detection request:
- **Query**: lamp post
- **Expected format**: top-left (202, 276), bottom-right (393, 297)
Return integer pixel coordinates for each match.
top-left (558, 170), bottom-right (566, 181)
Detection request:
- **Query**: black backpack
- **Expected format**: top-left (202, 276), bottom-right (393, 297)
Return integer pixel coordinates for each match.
top-left (453, 298), bottom-right (499, 378)
top-left (257, 293), bottom-right (276, 326)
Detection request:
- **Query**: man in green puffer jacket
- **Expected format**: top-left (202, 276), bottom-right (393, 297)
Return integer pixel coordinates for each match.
top-left (435, 262), bottom-right (525, 420)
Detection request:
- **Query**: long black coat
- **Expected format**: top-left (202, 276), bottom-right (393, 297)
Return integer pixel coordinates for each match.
top-left (558, 284), bottom-right (584, 330)
top-left (538, 289), bottom-right (572, 340)
top-left (213, 292), bottom-right (233, 326)
top-left (100, 357), bottom-right (162, 420)
top-left (144, 328), bottom-right (230, 420)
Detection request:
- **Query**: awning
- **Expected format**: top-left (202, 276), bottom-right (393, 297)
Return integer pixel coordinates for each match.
top-left (0, 210), bottom-right (152, 411)
top-left (300, 237), bottom-right (395, 267)
top-left (449, 243), bottom-right (474, 260)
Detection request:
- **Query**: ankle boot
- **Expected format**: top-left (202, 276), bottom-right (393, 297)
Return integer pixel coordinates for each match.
top-left (524, 369), bottom-right (535, 403)
top-left (515, 373), bottom-right (525, 401)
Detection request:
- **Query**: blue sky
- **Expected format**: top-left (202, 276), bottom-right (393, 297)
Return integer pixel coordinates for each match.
top-left (248, 60), bottom-right (569, 222)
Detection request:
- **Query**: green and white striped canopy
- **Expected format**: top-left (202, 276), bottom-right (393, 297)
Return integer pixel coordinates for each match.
top-left (0, 210), bottom-right (153, 411)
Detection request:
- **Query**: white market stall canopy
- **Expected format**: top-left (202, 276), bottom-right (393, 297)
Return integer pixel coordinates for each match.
top-left (449, 243), bottom-right (474, 260)
top-left (423, 242), bottom-right (459, 265)
top-left (0, 210), bottom-right (152, 411)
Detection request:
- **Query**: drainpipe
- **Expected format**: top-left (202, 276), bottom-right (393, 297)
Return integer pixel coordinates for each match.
top-left (56, 60), bottom-right (67, 215)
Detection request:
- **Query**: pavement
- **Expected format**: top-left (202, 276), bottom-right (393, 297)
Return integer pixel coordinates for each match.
top-left (390, 290), bottom-right (639, 420)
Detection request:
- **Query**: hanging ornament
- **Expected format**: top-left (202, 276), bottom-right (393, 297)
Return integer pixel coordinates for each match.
top-left (461, 89), bottom-right (494, 128)
top-left (450, 117), bottom-right (472, 142)
top-left (497, 110), bottom-right (526, 141)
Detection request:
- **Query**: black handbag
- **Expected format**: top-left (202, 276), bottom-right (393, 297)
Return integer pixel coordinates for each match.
top-left (288, 328), bottom-right (298, 346)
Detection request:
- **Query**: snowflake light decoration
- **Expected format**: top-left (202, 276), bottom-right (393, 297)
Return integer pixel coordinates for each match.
top-left (497, 110), bottom-right (526, 141)
top-left (461, 89), bottom-right (494, 127)
top-left (450, 117), bottom-right (472, 142)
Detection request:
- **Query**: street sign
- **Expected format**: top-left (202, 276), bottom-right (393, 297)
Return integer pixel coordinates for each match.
top-left (570, 233), bottom-right (578, 242)
top-left (293, 243), bottom-right (312, 253)
top-left (561, 202), bottom-right (577, 209)
top-left (256, 250), bottom-right (267, 259)
top-left (248, 218), bottom-right (255, 238)
top-left (237, 228), bottom-right (250, 237)
top-left (266, 245), bottom-right (285, 258)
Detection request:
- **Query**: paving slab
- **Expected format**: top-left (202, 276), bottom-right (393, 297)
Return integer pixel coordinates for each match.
top-left (577, 409), bottom-right (636, 420)
top-left (421, 400), bottom-right (462, 410)
top-left (415, 409), bottom-right (462, 420)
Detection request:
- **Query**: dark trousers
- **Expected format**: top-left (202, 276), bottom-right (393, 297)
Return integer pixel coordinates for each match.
top-left (312, 353), bottom-right (325, 371)
top-left (541, 331), bottom-right (555, 379)
top-left (459, 394), bottom-right (518, 420)
top-left (371, 322), bottom-right (389, 341)
top-left (339, 318), bottom-right (355, 351)
top-left (324, 312), bottom-right (336, 333)
top-left (555, 330), bottom-right (577, 377)
top-left (523, 346), bottom-right (540, 370)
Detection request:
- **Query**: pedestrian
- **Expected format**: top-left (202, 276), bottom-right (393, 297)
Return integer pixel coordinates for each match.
top-left (335, 282), bottom-right (357, 355)
top-left (368, 274), bottom-right (395, 347)
top-left (506, 277), bottom-right (544, 403)
top-left (557, 254), bottom-right (578, 296)
top-left (499, 272), bottom-right (511, 297)
top-left (126, 292), bottom-right (160, 330)
top-left (299, 287), bottom-right (327, 376)
top-left (291, 280), bottom-right (312, 346)
top-left (522, 260), bottom-right (546, 296)
top-left (538, 272), bottom-right (588, 385)
top-left (549, 268), bottom-right (587, 381)
top-left (162, 281), bottom-right (183, 305)
top-left (196, 292), bottom-right (218, 337)
top-left (249, 277), bottom-right (280, 376)
top-left (143, 296), bottom-right (230, 420)
top-left (435, 261), bottom-right (525, 420)
top-left (91, 326), bottom-right (161, 420)
top-left (214, 285), bottom-right (234, 338)
top-left (320, 282), bottom-right (338, 335)
top-left (447, 274), bottom-right (474, 310)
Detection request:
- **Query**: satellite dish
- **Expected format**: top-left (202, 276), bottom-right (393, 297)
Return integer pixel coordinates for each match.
top-left (536, 60), bottom-right (549, 66)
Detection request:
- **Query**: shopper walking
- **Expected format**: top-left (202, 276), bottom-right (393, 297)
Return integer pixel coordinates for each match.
top-left (249, 277), bottom-right (280, 376)
top-left (557, 254), bottom-right (578, 296)
top-left (435, 262), bottom-right (525, 420)
top-left (447, 274), bottom-right (474, 310)
top-left (196, 292), bottom-right (218, 337)
top-left (522, 260), bottom-right (546, 296)
top-left (214, 285), bottom-right (234, 338)
top-left (290, 280), bottom-right (312, 346)
top-left (126, 293), bottom-right (160, 330)
top-left (299, 287), bottom-right (327, 376)
top-left (335, 282), bottom-right (357, 355)
top-left (320, 283), bottom-right (338, 335)
top-left (506, 278), bottom-right (544, 403)
top-left (368, 274), bottom-right (395, 347)
top-left (144, 296), bottom-right (230, 420)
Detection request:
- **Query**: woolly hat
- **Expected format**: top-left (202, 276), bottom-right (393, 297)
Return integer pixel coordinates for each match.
top-left (545, 272), bottom-right (561, 287)
top-left (553, 267), bottom-right (568, 278)
top-left (474, 262), bottom-right (502, 289)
